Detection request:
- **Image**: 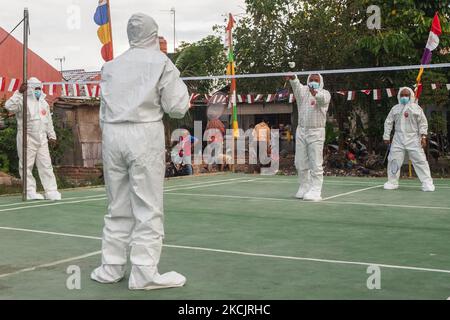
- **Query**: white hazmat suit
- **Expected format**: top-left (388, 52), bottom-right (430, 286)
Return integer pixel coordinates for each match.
top-left (5, 77), bottom-right (61, 201)
top-left (383, 87), bottom-right (434, 192)
top-left (91, 13), bottom-right (190, 290)
top-left (290, 74), bottom-right (331, 201)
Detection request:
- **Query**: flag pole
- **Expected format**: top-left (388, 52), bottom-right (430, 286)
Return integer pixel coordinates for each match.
top-left (226, 13), bottom-right (238, 172)
top-left (410, 12), bottom-right (441, 177)
top-left (409, 70), bottom-right (424, 177)
top-left (22, 8), bottom-right (29, 201)
top-left (227, 14), bottom-right (238, 139)
top-left (106, 0), bottom-right (114, 59)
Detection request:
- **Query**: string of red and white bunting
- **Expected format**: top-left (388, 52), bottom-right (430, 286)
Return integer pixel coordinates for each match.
top-left (190, 85), bottom-right (450, 104)
top-left (1, 76), bottom-right (449, 102)
top-left (0, 78), bottom-right (101, 98)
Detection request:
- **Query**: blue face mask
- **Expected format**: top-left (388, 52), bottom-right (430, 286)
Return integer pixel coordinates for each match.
top-left (34, 90), bottom-right (41, 100)
top-left (308, 81), bottom-right (320, 90)
top-left (400, 96), bottom-right (410, 105)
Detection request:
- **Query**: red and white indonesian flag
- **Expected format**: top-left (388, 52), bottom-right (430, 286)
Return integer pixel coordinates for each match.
top-left (94, 85), bottom-right (101, 97)
top-left (224, 14), bottom-right (236, 48)
top-left (61, 84), bottom-right (69, 96)
top-left (347, 91), bottom-right (355, 101)
top-left (84, 84), bottom-right (92, 97)
top-left (8, 78), bottom-right (20, 92)
top-left (210, 94), bottom-right (219, 104)
top-left (0, 77), bottom-right (6, 91)
top-left (210, 94), bottom-right (227, 104)
top-left (386, 88), bottom-right (395, 98)
top-left (46, 84), bottom-right (58, 96)
top-left (72, 84), bottom-right (81, 97)
top-left (228, 92), bottom-right (236, 109)
top-left (254, 94), bottom-right (263, 102)
top-left (360, 89), bottom-right (372, 96)
top-left (190, 93), bottom-right (200, 103)
top-left (266, 94), bottom-right (275, 103)
top-left (373, 89), bottom-right (381, 101)
top-left (421, 13), bottom-right (442, 65)
top-left (246, 94), bottom-right (254, 104)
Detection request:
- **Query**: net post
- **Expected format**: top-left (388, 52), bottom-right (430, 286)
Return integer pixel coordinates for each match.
top-left (22, 8), bottom-right (29, 202)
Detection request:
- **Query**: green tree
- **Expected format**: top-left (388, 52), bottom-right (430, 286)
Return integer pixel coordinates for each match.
top-left (0, 98), bottom-right (73, 177)
top-left (173, 35), bottom-right (227, 93)
top-left (0, 99), bottom-right (19, 175)
top-left (353, 0), bottom-right (450, 149)
top-left (233, 0), bottom-right (450, 151)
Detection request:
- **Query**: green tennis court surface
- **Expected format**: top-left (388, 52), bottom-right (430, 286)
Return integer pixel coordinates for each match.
top-left (0, 173), bottom-right (449, 300)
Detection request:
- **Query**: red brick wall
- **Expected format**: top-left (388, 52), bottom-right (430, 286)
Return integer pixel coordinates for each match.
top-left (55, 166), bottom-right (102, 184)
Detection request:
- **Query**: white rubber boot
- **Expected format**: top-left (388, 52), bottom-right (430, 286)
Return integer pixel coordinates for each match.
top-left (129, 266), bottom-right (186, 290)
top-left (383, 182), bottom-right (399, 190)
top-left (422, 183), bottom-right (435, 192)
top-left (303, 190), bottom-right (322, 202)
top-left (27, 192), bottom-right (45, 200)
top-left (91, 265), bottom-right (126, 284)
top-left (45, 191), bottom-right (62, 201)
top-left (295, 185), bottom-right (310, 199)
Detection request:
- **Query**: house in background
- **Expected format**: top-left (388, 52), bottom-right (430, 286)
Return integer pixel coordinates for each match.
top-left (53, 97), bottom-right (101, 168)
top-left (61, 69), bottom-right (101, 96)
top-left (53, 68), bottom-right (103, 169)
top-left (62, 69), bottom-right (101, 82)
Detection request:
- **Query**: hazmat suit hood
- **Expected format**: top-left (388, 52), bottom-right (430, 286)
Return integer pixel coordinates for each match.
top-left (26, 77), bottom-right (46, 99)
top-left (127, 13), bottom-right (160, 50)
top-left (307, 74), bottom-right (324, 90)
top-left (397, 87), bottom-right (415, 105)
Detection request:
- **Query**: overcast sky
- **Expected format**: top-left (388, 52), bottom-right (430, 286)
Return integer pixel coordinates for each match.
top-left (0, 0), bottom-right (246, 71)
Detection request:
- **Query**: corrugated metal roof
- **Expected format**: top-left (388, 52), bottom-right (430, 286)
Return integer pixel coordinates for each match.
top-left (53, 97), bottom-right (100, 109)
top-left (62, 69), bottom-right (100, 82)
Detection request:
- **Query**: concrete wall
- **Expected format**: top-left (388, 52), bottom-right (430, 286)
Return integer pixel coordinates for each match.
top-left (55, 166), bottom-right (102, 185)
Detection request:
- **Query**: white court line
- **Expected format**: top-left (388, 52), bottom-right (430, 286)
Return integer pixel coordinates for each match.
top-left (0, 197), bottom-right (108, 213)
top-left (164, 177), bottom-right (247, 189)
top-left (0, 250), bottom-right (101, 279)
top-left (164, 178), bottom-right (257, 192)
top-left (0, 226), bottom-right (101, 240)
top-left (2, 178), bottom-right (446, 210)
top-left (1, 226), bottom-right (450, 277)
top-left (325, 182), bottom-right (450, 190)
top-left (0, 178), bottom-right (256, 213)
top-left (2, 177), bottom-right (445, 209)
top-left (325, 200), bottom-right (450, 211)
top-left (0, 177), bottom-right (245, 209)
top-left (0, 194), bottom-right (107, 208)
top-left (259, 179), bottom-right (450, 188)
top-left (322, 185), bottom-right (384, 201)
top-left (164, 244), bottom-right (450, 275)
top-left (164, 192), bottom-right (450, 212)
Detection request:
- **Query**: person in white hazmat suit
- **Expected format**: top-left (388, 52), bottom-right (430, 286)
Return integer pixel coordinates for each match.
top-left (4, 78), bottom-right (61, 201)
top-left (91, 13), bottom-right (190, 290)
top-left (383, 87), bottom-right (435, 192)
top-left (287, 74), bottom-right (331, 201)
